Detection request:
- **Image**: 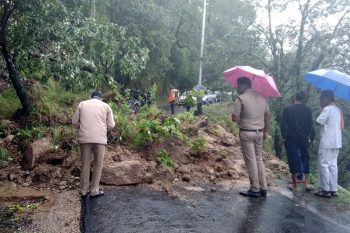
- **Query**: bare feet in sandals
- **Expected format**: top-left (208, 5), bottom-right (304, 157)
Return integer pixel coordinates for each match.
top-left (288, 184), bottom-right (297, 191)
top-left (305, 184), bottom-right (314, 191)
top-left (90, 190), bottom-right (104, 198)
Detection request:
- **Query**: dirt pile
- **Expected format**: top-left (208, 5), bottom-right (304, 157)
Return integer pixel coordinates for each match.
top-left (0, 116), bottom-right (289, 232)
top-left (0, 116), bottom-right (289, 192)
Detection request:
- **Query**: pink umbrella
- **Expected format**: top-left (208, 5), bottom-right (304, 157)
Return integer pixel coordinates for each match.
top-left (223, 66), bottom-right (281, 97)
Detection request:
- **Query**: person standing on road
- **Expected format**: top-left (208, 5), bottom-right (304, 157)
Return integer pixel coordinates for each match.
top-left (315, 90), bottom-right (343, 198)
top-left (72, 90), bottom-right (115, 197)
top-left (281, 91), bottom-right (315, 191)
top-left (232, 77), bottom-right (270, 198)
top-left (168, 89), bottom-right (176, 115)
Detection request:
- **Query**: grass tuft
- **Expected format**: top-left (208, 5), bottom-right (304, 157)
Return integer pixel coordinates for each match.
top-left (0, 88), bottom-right (21, 119)
top-left (158, 149), bottom-right (174, 169)
top-left (0, 146), bottom-right (11, 161)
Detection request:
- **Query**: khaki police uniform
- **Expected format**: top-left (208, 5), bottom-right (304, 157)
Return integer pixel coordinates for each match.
top-left (233, 88), bottom-right (269, 192)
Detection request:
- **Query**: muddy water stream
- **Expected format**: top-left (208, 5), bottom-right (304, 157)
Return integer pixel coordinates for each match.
top-left (0, 182), bottom-right (54, 232)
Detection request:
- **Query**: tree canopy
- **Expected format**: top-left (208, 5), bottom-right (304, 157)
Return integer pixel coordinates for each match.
top-left (1, 0), bottom-right (350, 188)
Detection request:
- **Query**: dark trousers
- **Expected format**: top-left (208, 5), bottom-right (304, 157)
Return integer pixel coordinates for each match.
top-left (284, 138), bottom-right (310, 174)
top-left (169, 101), bottom-right (175, 115)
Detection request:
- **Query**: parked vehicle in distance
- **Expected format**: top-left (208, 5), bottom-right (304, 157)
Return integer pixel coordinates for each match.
top-left (207, 92), bottom-right (217, 103)
top-left (178, 89), bottom-right (225, 106)
top-left (177, 91), bottom-right (196, 106)
top-left (177, 92), bottom-right (187, 106)
top-left (202, 91), bottom-right (222, 104)
top-left (178, 91), bottom-right (211, 106)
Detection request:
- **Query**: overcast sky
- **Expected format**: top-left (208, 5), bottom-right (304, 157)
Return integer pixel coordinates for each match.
top-left (256, 0), bottom-right (343, 29)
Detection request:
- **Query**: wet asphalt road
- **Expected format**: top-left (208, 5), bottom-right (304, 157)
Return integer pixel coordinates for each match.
top-left (81, 186), bottom-right (350, 233)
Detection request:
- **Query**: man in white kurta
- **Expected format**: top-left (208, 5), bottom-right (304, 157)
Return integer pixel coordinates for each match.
top-left (315, 90), bottom-right (342, 198)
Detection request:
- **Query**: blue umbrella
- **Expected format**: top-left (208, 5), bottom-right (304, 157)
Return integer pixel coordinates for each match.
top-left (304, 69), bottom-right (350, 100)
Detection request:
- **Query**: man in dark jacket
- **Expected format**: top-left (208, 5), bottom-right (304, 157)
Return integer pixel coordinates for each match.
top-left (281, 91), bottom-right (315, 191)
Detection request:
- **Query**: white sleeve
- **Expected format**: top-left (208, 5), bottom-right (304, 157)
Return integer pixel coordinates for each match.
top-left (72, 103), bottom-right (81, 126)
top-left (106, 106), bottom-right (116, 130)
top-left (316, 107), bottom-right (329, 125)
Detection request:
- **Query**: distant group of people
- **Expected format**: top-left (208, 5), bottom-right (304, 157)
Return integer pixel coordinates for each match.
top-left (130, 89), bottom-right (151, 114)
top-left (281, 89), bottom-right (343, 198)
top-left (232, 77), bottom-right (343, 198)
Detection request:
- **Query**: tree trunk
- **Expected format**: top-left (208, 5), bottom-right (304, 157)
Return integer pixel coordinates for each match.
top-left (293, 0), bottom-right (311, 91)
top-left (1, 1), bottom-right (33, 116)
top-left (0, 42), bottom-right (33, 115)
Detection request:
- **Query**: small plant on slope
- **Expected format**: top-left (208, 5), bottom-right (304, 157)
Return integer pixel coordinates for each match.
top-left (157, 149), bottom-right (174, 169)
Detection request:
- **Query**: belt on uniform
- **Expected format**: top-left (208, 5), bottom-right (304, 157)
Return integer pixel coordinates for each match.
top-left (239, 128), bottom-right (264, 132)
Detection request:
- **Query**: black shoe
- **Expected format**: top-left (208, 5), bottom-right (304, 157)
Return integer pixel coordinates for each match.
top-left (330, 191), bottom-right (339, 197)
top-left (260, 189), bottom-right (267, 197)
top-left (314, 190), bottom-right (331, 198)
top-left (239, 190), bottom-right (260, 198)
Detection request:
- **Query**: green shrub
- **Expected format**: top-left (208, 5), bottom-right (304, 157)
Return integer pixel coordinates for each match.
top-left (31, 79), bottom-right (88, 120)
top-left (16, 128), bottom-right (34, 141)
top-left (16, 126), bottom-right (46, 141)
top-left (109, 102), bottom-right (136, 143)
top-left (133, 116), bottom-right (183, 147)
top-left (162, 117), bottom-right (181, 137)
top-left (15, 126), bottom-right (47, 153)
top-left (157, 149), bottom-right (174, 169)
top-left (0, 121), bottom-right (17, 138)
top-left (149, 84), bottom-right (158, 104)
top-left (0, 88), bottom-right (21, 119)
top-left (136, 104), bottom-right (161, 121)
top-left (309, 173), bottom-right (317, 185)
top-left (50, 125), bottom-right (76, 145)
top-left (185, 90), bottom-right (205, 107)
top-left (180, 134), bottom-right (191, 146)
top-left (191, 136), bottom-right (207, 153)
top-left (0, 146), bottom-right (11, 161)
top-left (202, 103), bottom-right (238, 135)
top-left (177, 112), bottom-right (196, 123)
top-left (133, 120), bottom-right (161, 147)
top-left (218, 149), bottom-right (229, 158)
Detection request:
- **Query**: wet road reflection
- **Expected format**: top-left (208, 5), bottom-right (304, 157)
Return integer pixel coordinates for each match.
top-left (82, 186), bottom-right (350, 233)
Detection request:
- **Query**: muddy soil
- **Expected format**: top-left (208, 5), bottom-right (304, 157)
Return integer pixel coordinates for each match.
top-left (0, 182), bottom-right (80, 233)
top-left (0, 116), bottom-right (289, 232)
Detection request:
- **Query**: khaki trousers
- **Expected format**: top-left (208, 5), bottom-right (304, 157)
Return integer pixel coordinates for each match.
top-left (239, 131), bottom-right (267, 192)
top-left (80, 143), bottom-right (105, 195)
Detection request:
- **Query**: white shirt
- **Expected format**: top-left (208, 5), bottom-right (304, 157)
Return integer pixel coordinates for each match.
top-left (316, 104), bottom-right (342, 149)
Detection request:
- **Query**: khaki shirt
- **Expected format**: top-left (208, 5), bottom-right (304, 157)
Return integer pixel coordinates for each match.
top-left (72, 98), bottom-right (115, 144)
top-left (232, 89), bottom-right (269, 130)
